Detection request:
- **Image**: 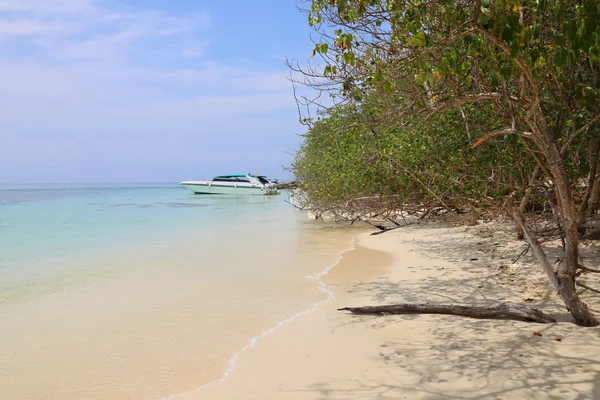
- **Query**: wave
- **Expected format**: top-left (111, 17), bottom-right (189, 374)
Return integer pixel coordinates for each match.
top-left (162, 235), bottom-right (359, 400)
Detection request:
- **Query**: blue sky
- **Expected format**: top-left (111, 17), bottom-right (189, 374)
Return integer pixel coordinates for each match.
top-left (0, 0), bottom-right (315, 183)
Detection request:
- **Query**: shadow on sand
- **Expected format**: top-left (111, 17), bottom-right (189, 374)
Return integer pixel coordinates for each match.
top-left (291, 222), bottom-right (600, 399)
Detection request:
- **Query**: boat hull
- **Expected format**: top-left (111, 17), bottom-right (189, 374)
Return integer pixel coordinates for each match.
top-left (180, 181), bottom-right (276, 195)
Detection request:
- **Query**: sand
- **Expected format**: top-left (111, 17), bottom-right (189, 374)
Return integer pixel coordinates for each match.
top-left (178, 221), bottom-right (600, 400)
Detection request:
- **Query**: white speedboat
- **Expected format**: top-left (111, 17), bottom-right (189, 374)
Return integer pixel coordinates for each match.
top-left (180, 174), bottom-right (279, 195)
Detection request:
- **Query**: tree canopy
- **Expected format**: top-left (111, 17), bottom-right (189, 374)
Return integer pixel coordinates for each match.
top-left (291, 0), bottom-right (600, 326)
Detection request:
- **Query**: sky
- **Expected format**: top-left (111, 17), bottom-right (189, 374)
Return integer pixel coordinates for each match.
top-left (0, 0), bottom-right (316, 183)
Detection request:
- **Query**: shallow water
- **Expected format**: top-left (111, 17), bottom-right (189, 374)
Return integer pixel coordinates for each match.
top-left (0, 184), bottom-right (365, 399)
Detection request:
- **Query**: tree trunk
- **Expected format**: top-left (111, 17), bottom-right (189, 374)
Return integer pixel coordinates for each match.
top-left (589, 170), bottom-right (600, 217)
top-left (579, 138), bottom-right (600, 220)
top-left (339, 302), bottom-right (557, 323)
top-left (511, 208), bottom-right (559, 289)
top-left (543, 132), bottom-right (599, 326)
top-left (516, 166), bottom-right (540, 239)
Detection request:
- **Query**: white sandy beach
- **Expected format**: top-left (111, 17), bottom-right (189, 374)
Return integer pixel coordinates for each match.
top-left (180, 221), bottom-right (600, 400)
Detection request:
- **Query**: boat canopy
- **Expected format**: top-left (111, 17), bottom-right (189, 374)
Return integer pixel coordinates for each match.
top-left (213, 174), bottom-right (249, 179)
top-left (210, 174), bottom-right (271, 185)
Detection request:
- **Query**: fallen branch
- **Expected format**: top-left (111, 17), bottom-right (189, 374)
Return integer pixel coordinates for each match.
top-left (387, 218), bottom-right (402, 226)
top-left (339, 302), bottom-right (556, 323)
top-left (370, 226), bottom-right (401, 235)
top-left (512, 244), bottom-right (531, 264)
top-left (419, 206), bottom-right (445, 220)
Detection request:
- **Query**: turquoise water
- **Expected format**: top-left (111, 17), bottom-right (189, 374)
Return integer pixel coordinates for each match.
top-left (0, 184), bottom-right (285, 297)
top-left (0, 183), bottom-right (365, 400)
top-left (1, 184), bottom-right (257, 269)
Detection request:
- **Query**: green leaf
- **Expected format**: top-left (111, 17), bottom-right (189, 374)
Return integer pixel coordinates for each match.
top-left (383, 81), bottom-right (394, 93)
top-left (502, 26), bottom-right (514, 42)
top-left (536, 55), bottom-right (546, 66)
top-left (510, 40), bottom-right (520, 57)
top-left (583, 0), bottom-right (596, 14)
top-left (414, 73), bottom-right (426, 85)
top-left (555, 49), bottom-right (568, 68)
top-left (554, 35), bottom-right (565, 47)
top-left (563, 21), bottom-right (577, 42)
top-left (506, 14), bottom-right (521, 30)
top-left (531, 66), bottom-right (542, 82)
top-left (500, 65), bottom-right (512, 81)
top-left (407, 21), bottom-right (418, 35)
top-left (589, 46), bottom-right (600, 67)
top-left (409, 30), bottom-right (425, 47)
top-left (342, 51), bottom-right (355, 64)
top-left (522, 27), bottom-right (533, 43)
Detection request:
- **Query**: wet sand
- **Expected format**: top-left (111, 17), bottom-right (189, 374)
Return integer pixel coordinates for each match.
top-left (185, 221), bottom-right (600, 400)
top-left (0, 215), bottom-right (365, 400)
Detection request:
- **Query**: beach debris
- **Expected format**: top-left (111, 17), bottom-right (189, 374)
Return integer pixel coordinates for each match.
top-left (532, 332), bottom-right (543, 337)
top-left (338, 302), bottom-right (557, 323)
top-left (371, 226), bottom-right (401, 235)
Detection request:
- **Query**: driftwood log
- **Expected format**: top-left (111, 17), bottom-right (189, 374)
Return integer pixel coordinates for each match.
top-left (339, 302), bottom-right (557, 323)
top-left (370, 227), bottom-right (400, 236)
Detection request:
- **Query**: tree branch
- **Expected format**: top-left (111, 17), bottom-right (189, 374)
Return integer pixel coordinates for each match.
top-left (424, 93), bottom-right (530, 120)
top-left (473, 22), bottom-right (540, 106)
top-left (576, 281), bottom-right (600, 295)
top-left (459, 106), bottom-right (471, 141)
top-left (471, 128), bottom-right (533, 149)
top-left (579, 264), bottom-right (600, 274)
top-left (561, 112), bottom-right (600, 154)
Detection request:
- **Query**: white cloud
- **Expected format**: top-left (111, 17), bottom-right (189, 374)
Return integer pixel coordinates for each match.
top-left (0, 0), bottom-right (300, 182)
top-left (0, 0), bottom-right (97, 15)
top-left (0, 18), bottom-right (63, 36)
top-left (0, 0), bottom-right (210, 60)
top-left (0, 0), bottom-right (291, 107)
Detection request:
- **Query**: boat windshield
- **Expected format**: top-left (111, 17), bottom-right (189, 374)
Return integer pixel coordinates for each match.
top-left (213, 176), bottom-right (250, 182)
top-left (257, 176), bottom-right (270, 185)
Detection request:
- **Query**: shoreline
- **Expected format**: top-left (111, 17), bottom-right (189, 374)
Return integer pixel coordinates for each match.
top-left (181, 220), bottom-right (600, 399)
top-left (1, 190), bottom-right (369, 400)
top-left (164, 236), bottom-right (361, 400)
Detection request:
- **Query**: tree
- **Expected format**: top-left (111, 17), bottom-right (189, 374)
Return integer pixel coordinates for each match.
top-left (293, 95), bottom-right (535, 220)
top-left (294, 0), bottom-right (600, 326)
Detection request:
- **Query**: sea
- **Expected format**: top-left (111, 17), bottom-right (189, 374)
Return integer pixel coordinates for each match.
top-left (0, 183), bottom-right (366, 400)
